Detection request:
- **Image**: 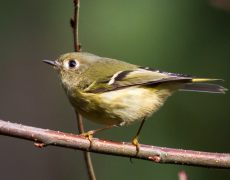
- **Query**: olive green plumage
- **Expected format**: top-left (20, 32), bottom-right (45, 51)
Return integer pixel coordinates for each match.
top-left (43, 52), bottom-right (227, 126)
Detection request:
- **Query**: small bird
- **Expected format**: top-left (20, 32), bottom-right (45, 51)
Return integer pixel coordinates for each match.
top-left (43, 52), bottom-right (227, 150)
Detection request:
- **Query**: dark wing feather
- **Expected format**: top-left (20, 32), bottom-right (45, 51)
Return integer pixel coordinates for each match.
top-left (85, 68), bottom-right (192, 93)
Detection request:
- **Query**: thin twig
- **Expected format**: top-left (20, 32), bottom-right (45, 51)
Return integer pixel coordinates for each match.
top-left (70, 0), bottom-right (81, 52)
top-left (75, 111), bottom-right (96, 180)
top-left (0, 119), bottom-right (230, 169)
top-left (70, 1), bottom-right (96, 179)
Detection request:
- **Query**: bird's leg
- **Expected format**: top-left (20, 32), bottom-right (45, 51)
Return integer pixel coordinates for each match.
top-left (131, 118), bottom-right (146, 155)
top-left (81, 122), bottom-right (126, 145)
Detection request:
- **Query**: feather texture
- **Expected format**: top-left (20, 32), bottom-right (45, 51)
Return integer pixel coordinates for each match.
top-left (180, 83), bottom-right (227, 93)
top-left (85, 68), bottom-right (193, 93)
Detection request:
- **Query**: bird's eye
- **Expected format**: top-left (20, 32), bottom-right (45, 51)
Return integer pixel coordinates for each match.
top-left (68, 59), bottom-right (77, 68)
top-left (63, 59), bottom-right (79, 69)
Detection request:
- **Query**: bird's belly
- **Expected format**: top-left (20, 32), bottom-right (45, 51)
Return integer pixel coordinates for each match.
top-left (74, 86), bottom-right (172, 125)
top-left (96, 86), bottom-right (171, 125)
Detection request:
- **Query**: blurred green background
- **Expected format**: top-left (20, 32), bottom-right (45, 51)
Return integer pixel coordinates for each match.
top-left (0, 0), bottom-right (229, 179)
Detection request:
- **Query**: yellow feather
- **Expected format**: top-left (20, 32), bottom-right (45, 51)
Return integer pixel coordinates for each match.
top-left (191, 78), bottom-right (222, 83)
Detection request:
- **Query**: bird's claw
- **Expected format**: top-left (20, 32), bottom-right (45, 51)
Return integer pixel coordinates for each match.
top-left (81, 130), bottom-right (94, 140)
top-left (80, 131), bottom-right (95, 150)
top-left (132, 136), bottom-right (140, 156)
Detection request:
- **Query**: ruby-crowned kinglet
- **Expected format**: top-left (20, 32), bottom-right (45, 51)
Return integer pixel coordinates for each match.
top-left (43, 52), bottom-right (227, 147)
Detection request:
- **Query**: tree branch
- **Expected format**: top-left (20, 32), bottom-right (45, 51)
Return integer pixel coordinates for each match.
top-left (0, 119), bottom-right (229, 169)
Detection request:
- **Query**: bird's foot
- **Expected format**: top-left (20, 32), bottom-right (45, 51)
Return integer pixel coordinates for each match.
top-left (80, 130), bottom-right (95, 150)
top-left (81, 130), bottom-right (94, 140)
top-left (132, 136), bottom-right (140, 156)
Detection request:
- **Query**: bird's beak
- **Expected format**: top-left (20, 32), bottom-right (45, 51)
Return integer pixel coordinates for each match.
top-left (42, 60), bottom-right (60, 68)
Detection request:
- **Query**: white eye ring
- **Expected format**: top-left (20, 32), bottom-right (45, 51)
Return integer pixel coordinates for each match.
top-left (63, 59), bottom-right (79, 69)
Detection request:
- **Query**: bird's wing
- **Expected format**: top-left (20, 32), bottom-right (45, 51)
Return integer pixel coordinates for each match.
top-left (84, 67), bottom-right (192, 93)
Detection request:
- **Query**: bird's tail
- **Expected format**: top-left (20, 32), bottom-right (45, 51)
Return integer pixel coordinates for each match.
top-left (180, 78), bottom-right (227, 94)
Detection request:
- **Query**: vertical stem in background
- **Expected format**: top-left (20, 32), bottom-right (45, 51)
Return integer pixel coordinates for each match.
top-left (71, 0), bottom-right (96, 180)
top-left (75, 111), bottom-right (96, 180)
top-left (71, 0), bottom-right (81, 52)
